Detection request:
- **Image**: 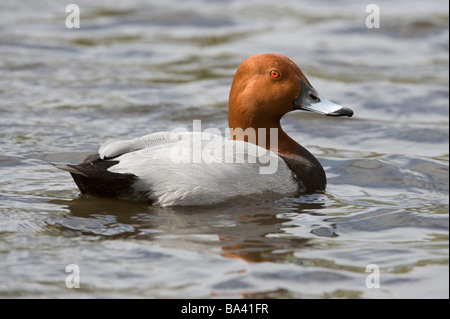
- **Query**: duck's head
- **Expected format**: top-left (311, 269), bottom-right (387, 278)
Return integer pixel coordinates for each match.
top-left (228, 54), bottom-right (353, 130)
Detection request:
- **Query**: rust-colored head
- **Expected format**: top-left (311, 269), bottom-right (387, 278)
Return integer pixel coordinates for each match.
top-left (228, 54), bottom-right (353, 140)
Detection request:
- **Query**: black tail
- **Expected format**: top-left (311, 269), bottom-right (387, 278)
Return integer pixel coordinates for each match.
top-left (54, 154), bottom-right (140, 200)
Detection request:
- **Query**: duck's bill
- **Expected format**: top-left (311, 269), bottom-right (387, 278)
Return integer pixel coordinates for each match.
top-left (294, 83), bottom-right (354, 117)
top-left (303, 94), bottom-right (353, 117)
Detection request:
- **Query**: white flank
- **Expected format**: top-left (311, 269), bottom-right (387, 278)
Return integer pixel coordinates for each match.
top-left (100, 132), bottom-right (297, 206)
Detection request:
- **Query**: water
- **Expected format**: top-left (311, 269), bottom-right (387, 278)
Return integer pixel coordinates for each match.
top-left (0, 0), bottom-right (448, 298)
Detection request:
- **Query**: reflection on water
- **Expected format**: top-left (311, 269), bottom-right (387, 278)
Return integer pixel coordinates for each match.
top-left (0, 0), bottom-right (448, 298)
top-left (48, 196), bottom-right (322, 264)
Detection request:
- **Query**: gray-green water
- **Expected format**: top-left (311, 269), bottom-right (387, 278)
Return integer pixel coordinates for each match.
top-left (0, 0), bottom-right (448, 298)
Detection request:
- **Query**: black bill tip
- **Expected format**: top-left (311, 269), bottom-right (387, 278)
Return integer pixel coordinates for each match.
top-left (327, 107), bottom-right (354, 117)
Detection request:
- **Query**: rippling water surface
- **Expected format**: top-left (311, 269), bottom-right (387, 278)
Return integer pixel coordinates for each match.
top-left (0, 0), bottom-right (448, 298)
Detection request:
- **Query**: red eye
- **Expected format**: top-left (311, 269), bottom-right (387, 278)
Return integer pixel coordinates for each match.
top-left (270, 70), bottom-right (280, 78)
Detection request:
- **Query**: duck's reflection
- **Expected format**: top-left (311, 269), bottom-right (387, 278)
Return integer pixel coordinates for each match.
top-left (48, 195), bottom-right (327, 263)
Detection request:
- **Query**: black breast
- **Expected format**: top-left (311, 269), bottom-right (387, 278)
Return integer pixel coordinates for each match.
top-left (280, 154), bottom-right (327, 193)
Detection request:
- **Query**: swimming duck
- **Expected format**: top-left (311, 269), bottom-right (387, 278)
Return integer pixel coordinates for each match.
top-left (56, 54), bottom-right (353, 206)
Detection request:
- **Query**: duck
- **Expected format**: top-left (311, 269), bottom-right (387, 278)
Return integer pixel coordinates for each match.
top-left (55, 54), bottom-right (353, 206)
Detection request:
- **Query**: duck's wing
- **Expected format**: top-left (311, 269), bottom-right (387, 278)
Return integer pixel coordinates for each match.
top-left (99, 132), bottom-right (175, 159)
top-left (107, 132), bottom-right (298, 206)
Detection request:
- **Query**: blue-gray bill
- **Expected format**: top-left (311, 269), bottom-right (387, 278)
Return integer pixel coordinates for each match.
top-left (305, 94), bottom-right (354, 117)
